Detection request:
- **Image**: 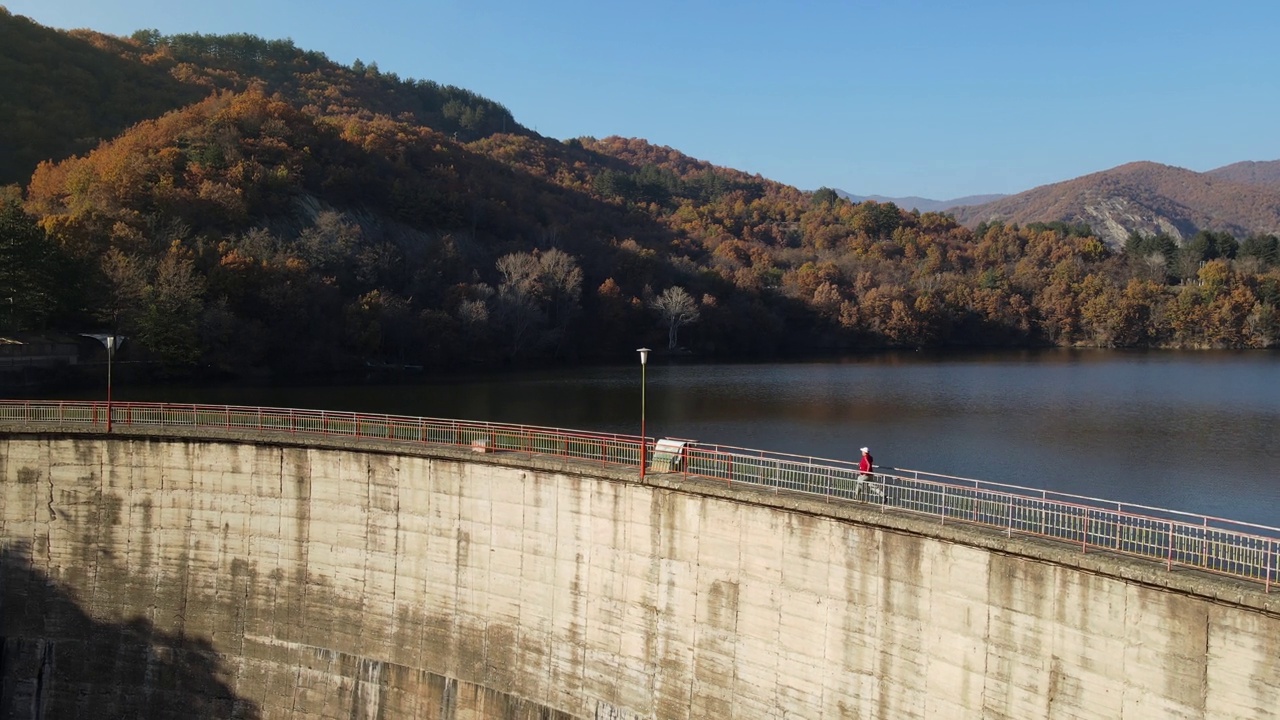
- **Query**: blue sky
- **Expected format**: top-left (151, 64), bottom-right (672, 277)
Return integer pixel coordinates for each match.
top-left (8, 0), bottom-right (1279, 199)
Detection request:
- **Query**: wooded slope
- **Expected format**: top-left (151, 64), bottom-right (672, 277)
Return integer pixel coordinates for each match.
top-left (3, 9), bottom-right (1279, 382)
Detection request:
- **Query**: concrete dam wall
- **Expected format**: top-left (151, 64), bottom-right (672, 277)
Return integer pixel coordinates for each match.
top-left (2, 429), bottom-right (1278, 719)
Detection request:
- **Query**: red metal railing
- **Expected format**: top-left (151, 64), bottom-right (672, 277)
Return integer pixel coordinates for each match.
top-left (0, 399), bottom-right (648, 471)
top-left (1, 399), bottom-right (1275, 593)
top-left (676, 440), bottom-right (1279, 592)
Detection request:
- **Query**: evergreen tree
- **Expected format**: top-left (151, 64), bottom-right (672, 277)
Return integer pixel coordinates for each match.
top-left (0, 201), bottom-right (64, 333)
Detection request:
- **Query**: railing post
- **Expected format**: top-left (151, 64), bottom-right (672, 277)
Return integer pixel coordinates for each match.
top-left (1166, 521), bottom-right (1175, 571)
top-left (1039, 486), bottom-right (1049, 532)
top-left (1267, 542), bottom-right (1273, 593)
top-left (1200, 517), bottom-right (1208, 571)
top-left (1082, 510), bottom-right (1089, 553)
top-left (940, 486), bottom-right (946, 524)
top-left (1006, 496), bottom-right (1013, 538)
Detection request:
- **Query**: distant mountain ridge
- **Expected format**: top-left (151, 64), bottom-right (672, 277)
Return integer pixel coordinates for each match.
top-left (1205, 159), bottom-right (1280, 188)
top-left (951, 160), bottom-right (1280, 247)
top-left (833, 191), bottom-right (1007, 213)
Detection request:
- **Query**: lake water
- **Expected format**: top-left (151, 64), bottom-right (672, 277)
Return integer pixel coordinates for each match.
top-left (97, 349), bottom-right (1280, 529)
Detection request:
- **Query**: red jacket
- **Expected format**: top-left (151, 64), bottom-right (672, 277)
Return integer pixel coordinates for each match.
top-left (859, 453), bottom-right (873, 473)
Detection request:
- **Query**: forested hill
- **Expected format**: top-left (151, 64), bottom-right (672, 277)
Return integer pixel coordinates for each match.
top-left (2, 9), bottom-right (1280, 383)
top-left (0, 7), bottom-right (520, 186)
top-left (0, 9), bottom-right (204, 186)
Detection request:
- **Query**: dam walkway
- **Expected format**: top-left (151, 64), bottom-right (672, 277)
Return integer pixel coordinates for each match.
top-left (1, 398), bottom-right (1276, 593)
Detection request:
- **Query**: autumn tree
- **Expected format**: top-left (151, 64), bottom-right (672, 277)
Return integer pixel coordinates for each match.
top-left (294, 210), bottom-right (362, 284)
top-left (136, 241), bottom-right (206, 370)
top-left (587, 277), bottom-right (645, 355)
top-left (1077, 274), bottom-right (1125, 346)
top-left (1244, 298), bottom-right (1279, 348)
top-left (1166, 285), bottom-right (1210, 347)
top-left (1035, 281), bottom-right (1079, 344)
top-left (96, 247), bottom-right (149, 335)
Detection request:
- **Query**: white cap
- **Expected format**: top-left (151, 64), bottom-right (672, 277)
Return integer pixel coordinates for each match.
top-left (860, 447), bottom-right (869, 453)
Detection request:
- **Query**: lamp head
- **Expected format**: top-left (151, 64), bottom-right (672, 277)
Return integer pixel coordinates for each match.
top-left (637, 347), bottom-right (650, 366)
top-left (81, 333), bottom-right (125, 352)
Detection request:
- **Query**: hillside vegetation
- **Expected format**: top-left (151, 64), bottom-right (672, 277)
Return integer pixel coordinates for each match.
top-left (2, 9), bottom-right (1279, 382)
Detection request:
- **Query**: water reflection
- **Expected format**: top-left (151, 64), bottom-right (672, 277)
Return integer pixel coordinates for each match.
top-left (95, 349), bottom-right (1280, 528)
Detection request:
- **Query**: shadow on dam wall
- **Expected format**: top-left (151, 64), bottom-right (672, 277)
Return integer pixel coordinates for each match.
top-left (0, 540), bottom-right (260, 720)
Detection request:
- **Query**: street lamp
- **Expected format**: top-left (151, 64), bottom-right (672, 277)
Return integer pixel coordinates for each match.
top-left (637, 347), bottom-right (650, 480)
top-left (82, 334), bottom-right (123, 432)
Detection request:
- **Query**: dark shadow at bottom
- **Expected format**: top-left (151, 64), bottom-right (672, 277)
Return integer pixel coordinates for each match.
top-left (1, 542), bottom-right (260, 720)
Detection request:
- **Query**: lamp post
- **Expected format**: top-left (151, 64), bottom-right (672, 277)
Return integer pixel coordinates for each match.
top-left (637, 347), bottom-right (650, 480)
top-left (83, 334), bottom-right (123, 431)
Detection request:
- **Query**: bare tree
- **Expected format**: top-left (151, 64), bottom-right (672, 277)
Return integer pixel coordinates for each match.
top-left (537, 247), bottom-right (583, 351)
top-left (651, 286), bottom-right (699, 350)
top-left (492, 249), bottom-right (585, 358)
top-left (1142, 252), bottom-right (1168, 282)
top-left (495, 252), bottom-right (544, 358)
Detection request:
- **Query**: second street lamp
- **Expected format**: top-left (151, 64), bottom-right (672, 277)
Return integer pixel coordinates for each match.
top-left (637, 347), bottom-right (650, 480)
top-left (82, 334), bottom-right (123, 432)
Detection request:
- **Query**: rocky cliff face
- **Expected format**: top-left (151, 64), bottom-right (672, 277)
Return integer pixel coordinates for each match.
top-left (1077, 196), bottom-right (1198, 246)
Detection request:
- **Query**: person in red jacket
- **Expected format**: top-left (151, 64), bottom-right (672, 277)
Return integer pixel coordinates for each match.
top-left (856, 447), bottom-right (883, 500)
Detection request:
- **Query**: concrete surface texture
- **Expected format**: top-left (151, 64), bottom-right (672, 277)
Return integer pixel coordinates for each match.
top-left (1, 432), bottom-right (1278, 719)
